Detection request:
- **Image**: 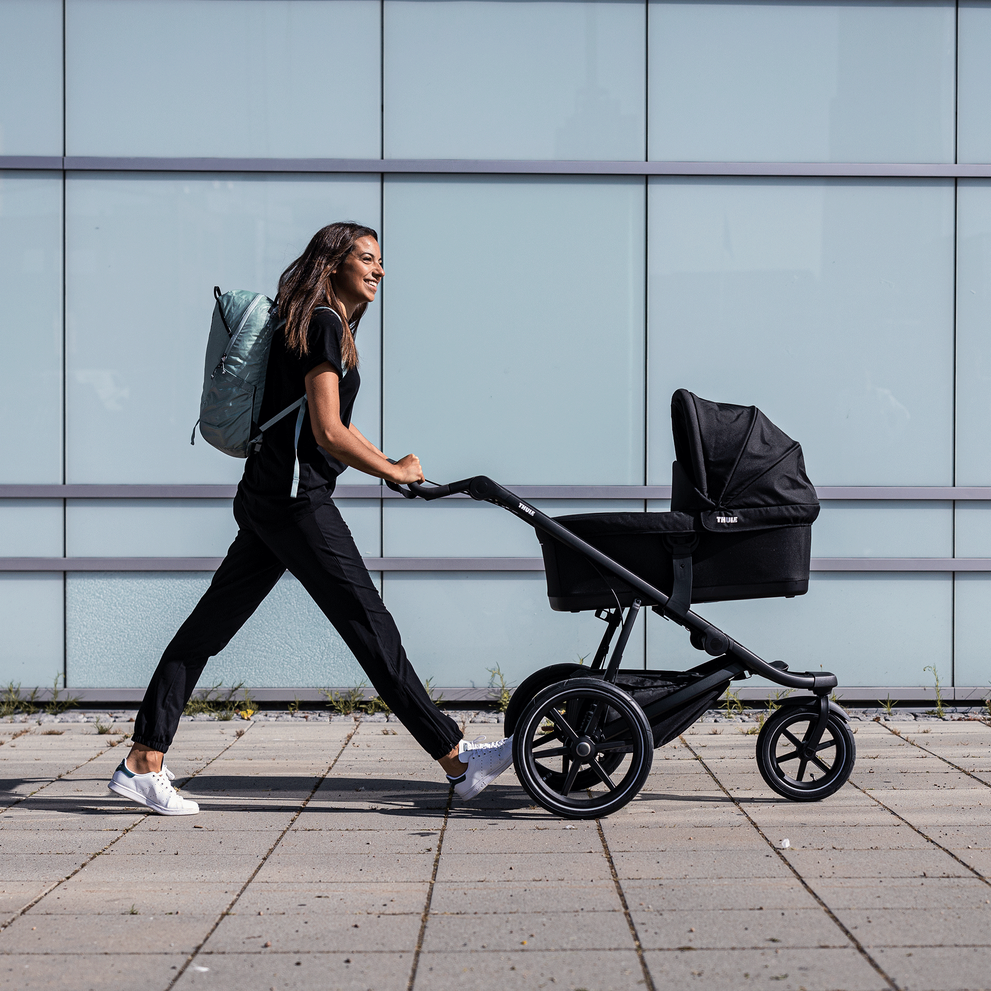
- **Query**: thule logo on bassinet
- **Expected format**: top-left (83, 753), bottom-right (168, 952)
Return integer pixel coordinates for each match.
top-left (716, 515), bottom-right (739, 524)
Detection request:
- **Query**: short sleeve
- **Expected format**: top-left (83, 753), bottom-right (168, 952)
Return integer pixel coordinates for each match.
top-left (302, 307), bottom-right (345, 378)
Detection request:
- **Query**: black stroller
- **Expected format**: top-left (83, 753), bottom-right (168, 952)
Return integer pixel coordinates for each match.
top-left (398, 390), bottom-right (856, 819)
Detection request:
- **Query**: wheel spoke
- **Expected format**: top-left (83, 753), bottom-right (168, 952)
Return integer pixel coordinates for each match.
top-left (809, 752), bottom-right (833, 774)
top-left (531, 731), bottom-right (565, 751)
top-left (588, 757), bottom-right (616, 789)
top-left (815, 738), bottom-right (838, 753)
top-left (775, 747), bottom-right (801, 765)
top-left (533, 746), bottom-right (569, 758)
top-left (795, 755), bottom-right (810, 780)
top-left (595, 740), bottom-right (635, 754)
top-left (781, 727), bottom-right (807, 750)
top-left (546, 707), bottom-right (580, 743)
top-left (560, 757), bottom-right (581, 796)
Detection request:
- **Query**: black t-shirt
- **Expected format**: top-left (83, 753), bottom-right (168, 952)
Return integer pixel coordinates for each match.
top-left (237, 307), bottom-right (360, 526)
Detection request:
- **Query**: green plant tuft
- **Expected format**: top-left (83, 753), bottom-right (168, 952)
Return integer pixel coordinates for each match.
top-left (184, 683), bottom-right (255, 720)
top-left (924, 664), bottom-right (945, 719)
top-left (45, 675), bottom-right (79, 716)
top-left (722, 689), bottom-right (744, 717)
top-left (486, 665), bottom-right (513, 713)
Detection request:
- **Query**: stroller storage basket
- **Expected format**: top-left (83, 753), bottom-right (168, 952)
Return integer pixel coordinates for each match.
top-left (539, 512), bottom-right (812, 612)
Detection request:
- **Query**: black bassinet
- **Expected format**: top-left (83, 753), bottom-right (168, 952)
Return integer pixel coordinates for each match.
top-left (539, 390), bottom-right (820, 612)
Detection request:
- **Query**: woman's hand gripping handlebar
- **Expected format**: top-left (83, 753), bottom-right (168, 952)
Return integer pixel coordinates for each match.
top-left (384, 462), bottom-right (473, 501)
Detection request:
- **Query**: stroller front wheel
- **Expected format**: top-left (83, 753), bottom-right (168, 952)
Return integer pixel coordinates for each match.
top-left (756, 705), bottom-right (856, 802)
top-left (512, 677), bottom-right (653, 820)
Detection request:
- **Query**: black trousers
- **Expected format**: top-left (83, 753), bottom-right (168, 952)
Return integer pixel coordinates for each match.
top-left (132, 497), bottom-right (463, 760)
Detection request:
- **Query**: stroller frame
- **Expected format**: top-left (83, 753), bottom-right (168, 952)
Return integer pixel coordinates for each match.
top-left (402, 473), bottom-right (855, 819)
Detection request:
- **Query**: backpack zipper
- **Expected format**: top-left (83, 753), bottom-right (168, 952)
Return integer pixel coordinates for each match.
top-left (215, 293), bottom-right (265, 377)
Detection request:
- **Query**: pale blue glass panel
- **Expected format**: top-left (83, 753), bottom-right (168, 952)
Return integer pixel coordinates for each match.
top-left (383, 500), bottom-right (643, 557)
top-left (649, 0), bottom-right (954, 163)
top-left (958, 2), bottom-right (991, 164)
top-left (954, 503), bottom-right (991, 558)
top-left (65, 174), bottom-right (381, 484)
top-left (0, 501), bottom-right (63, 557)
top-left (953, 574), bottom-right (991, 688)
top-left (65, 499), bottom-right (380, 558)
top-left (66, 572), bottom-right (372, 688)
top-left (0, 174), bottom-right (62, 483)
top-left (0, 575), bottom-right (64, 686)
top-left (0, 0), bottom-right (62, 155)
top-left (647, 179), bottom-right (954, 486)
top-left (956, 182), bottom-right (991, 484)
top-left (382, 572), bottom-right (645, 686)
top-left (67, 501), bottom-right (238, 558)
top-left (383, 177), bottom-right (645, 484)
top-left (384, 0), bottom-right (644, 160)
top-left (646, 573), bottom-right (952, 688)
top-left (811, 502), bottom-right (952, 558)
top-left (66, 0), bottom-right (380, 158)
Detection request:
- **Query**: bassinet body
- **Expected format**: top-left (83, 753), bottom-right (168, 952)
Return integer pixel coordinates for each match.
top-left (539, 390), bottom-right (819, 612)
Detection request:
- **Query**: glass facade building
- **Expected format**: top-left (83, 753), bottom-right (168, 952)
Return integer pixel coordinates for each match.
top-left (1, 0), bottom-right (990, 701)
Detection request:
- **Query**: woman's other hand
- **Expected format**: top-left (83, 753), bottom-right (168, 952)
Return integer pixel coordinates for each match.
top-left (390, 454), bottom-right (424, 484)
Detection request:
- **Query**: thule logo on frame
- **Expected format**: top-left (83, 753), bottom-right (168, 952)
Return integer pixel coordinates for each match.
top-left (518, 502), bottom-right (535, 517)
top-left (716, 515), bottom-right (739, 524)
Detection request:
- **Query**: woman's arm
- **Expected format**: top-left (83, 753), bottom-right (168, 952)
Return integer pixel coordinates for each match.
top-left (305, 362), bottom-right (423, 484)
top-left (349, 422), bottom-right (386, 459)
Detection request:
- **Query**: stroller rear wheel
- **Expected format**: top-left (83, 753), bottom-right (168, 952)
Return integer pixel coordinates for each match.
top-left (512, 678), bottom-right (653, 819)
top-left (756, 705), bottom-right (856, 801)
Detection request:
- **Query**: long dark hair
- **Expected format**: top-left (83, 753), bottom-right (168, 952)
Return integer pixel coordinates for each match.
top-left (275, 222), bottom-right (378, 370)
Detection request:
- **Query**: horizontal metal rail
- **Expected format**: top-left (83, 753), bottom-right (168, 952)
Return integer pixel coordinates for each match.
top-left (2, 557), bottom-right (990, 573)
top-left (3, 484), bottom-right (991, 501)
top-left (3, 156), bottom-right (991, 178)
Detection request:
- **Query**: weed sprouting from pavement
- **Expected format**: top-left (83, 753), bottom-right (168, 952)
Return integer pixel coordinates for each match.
top-left (924, 664), bottom-right (946, 719)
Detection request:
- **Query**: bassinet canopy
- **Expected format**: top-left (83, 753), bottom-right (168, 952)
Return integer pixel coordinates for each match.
top-left (670, 389), bottom-right (819, 532)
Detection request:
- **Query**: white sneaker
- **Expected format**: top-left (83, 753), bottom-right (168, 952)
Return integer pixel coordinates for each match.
top-left (108, 758), bottom-right (199, 815)
top-left (162, 763), bottom-right (175, 781)
top-left (457, 735), bottom-right (490, 754)
top-left (448, 737), bottom-right (515, 801)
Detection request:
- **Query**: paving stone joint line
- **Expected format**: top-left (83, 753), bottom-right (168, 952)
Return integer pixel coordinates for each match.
top-left (678, 733), bottom-right (903, 991)
top-left (876, 721), bottom-right (991, 790)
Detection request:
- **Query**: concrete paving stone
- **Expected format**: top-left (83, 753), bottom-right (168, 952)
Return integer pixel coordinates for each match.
top-left (149, 810), bottom-right (297, 831)
top-left (232, 881), bottom-right (429, 916)
top-left (926, 825), bottom-right (991, 849)
top-left (836, 906), bottom-right (991, 948)
top-left (292, 808), bottom-right (450, 831)
top-left (809, 877), bottom-right (991, 910)
top-left (206, 905), bottom-right (422, 953)
top-left (610, 849), bottom-right (793, 881)
top-left (0, 912), bottom-right (213, 954)
top-left (782, 848), bottom-right (967, 880)
top-left (173, 949), bottom-right (412, 991)
top-left (944, 847), bottom-right (991, 877)
top-left (413, 948), bottom-right (645, 991)
top-left (743, 806), bottom-right (903, 827)
top-left (421, 909), bottom-right (634, 952)
top-left (68, 853), bottom-right (263, 885)
top-left (621, 878), bottom-right (821, 912)
top-left (860, 788), bottom-right (989, 811)
top-left (278, 828), bottom-right (442, 856)
top-left (428, 881), bottom-right (623, 916)
top-left (0, 832), bottom-right (120, 856)
top-left (0, 952), bottom-right (189, 991)
top-left (612, 805), bottom-right (750, 828)
top-left (253, 852), bottom-right (436, 884)
top-left (434, 852), bottom-right (613, 884)
top-left (752, 826), bottom-right (931, 851)
top-left (631, 907), bottom-right (849, 951)
top-left (0, 855), bottom-right (89, 884)
top-left (32, 881), bottom-right (238, 917)
top-left (601, 825), bottom-right (759, 852)
top-left (104, 828), bottom-right (275, 857)
top-left (872, 945), bottom-right (991, 991)
top-left (885, 808), bottom-right (991, 827)
top-left (643, 946), bottom-right (889, 991)
top-left (442, 826), bottom-right (601, 856)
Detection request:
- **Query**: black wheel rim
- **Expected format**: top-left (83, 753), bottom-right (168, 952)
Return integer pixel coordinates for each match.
top-left (768, 713), bottom-right (844, 789)
top-left (521, 687), bottom-right (646, 811)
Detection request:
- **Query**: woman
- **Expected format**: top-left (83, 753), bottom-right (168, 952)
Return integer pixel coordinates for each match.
top-left (108, 222), bottom-right (514, 815)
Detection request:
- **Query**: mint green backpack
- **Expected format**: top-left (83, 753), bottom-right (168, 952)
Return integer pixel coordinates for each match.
top-left (192, 287), bottom-right (308, 492)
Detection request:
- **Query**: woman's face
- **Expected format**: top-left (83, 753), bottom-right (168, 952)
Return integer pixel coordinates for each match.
top-left (332, 236), bottom-right (384, 312)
